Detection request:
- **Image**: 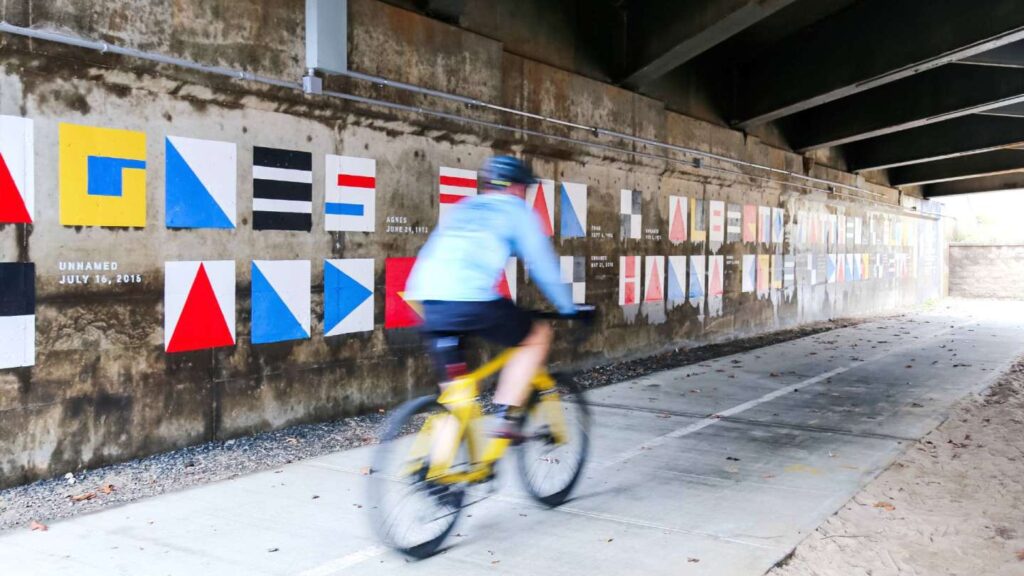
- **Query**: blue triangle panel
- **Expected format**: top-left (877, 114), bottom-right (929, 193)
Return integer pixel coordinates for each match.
top-left (560, 186), bottom-right (585, 238)
top-left (252, 263), bottom-right (308, 344)
top-left (166, 138), bottom-right (234, 229)
top-left (325, 261), bottom-right (373, 334)
top-left (667, 264), bottom-right (685, 302)
top-left (688, 263), bottom-right (704, 299)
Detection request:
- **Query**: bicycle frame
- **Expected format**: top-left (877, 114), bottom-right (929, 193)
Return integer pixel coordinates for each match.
top-left (408, 348), bottom-right (569, 485)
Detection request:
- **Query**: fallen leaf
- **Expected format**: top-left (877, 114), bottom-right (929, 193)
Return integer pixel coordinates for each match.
top-left (607, 538), bottom-right (614, 543)
top-left (725, 456), bottom-right (741, 462)
top-left (69, 492), bottom-right (96, 502)
top-left (688, 558), bottom-right (700, 563)
top-left (873, 501), bottom-right (896, 512)
top-left (100, 484), bottom-right (115, 495)
top-left (29, 520), bottom-right (47, 532)
top-left (267, 547), bottom-right (279, 553)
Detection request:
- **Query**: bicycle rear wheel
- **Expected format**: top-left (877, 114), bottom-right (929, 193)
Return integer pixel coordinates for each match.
top-left (516, 375), bottom-right (591, 507)
top-left (368, 395), bottom-right (467, 559)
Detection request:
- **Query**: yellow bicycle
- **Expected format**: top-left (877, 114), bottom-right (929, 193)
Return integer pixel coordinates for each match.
top-left (368, 310), bottom-right (594, 558)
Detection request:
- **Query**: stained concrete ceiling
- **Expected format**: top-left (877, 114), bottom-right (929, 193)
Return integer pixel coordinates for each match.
top-left (382, 0), bottom-right (1024, 197)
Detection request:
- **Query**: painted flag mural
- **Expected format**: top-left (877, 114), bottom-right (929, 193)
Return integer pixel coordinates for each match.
top-left (772, 208), bottom-right (785, 246)
top-left (756, 254), bottom-right (770, 297)
top-left (0, 263), bottom-right (34, 369)
top-left (165, 260), bottom-right (235, 353)
top-left (771, 254), bottom-right (782, 289)
top-left (325, 155), bottom-right (376, 232)
top-left (251, 260), bottom-right (310, 344)
top-left (618, 255), bottom-right (641, 306)
top-left (784, 255), bottom-right (795, 296)
top-left (496, 258), bottom-right (518, 302)
top-left (690, 198), bottom-right (707, 243)
top-left (439, 167), bottom-right (477, 225)
top-left (758, 206), bottom-right (772, 245)
top-left (559, 182), bottom-right (587, 239)
top-left (165, 136), bottom-right (236, 229)
top-left (726, 204), bottom-right (742, 243)
top-left (325, 258), bottom-right (374, 336)
top-left (560, 256), bottom-right (586, 304)
top-left (827, 254), bottom-right (837, 284)
top-left (252, 146), bottom-right (312, 231)
top-left (708, 255), bottom-right (724, 317)
top-left (526, 179), bottom-right (555, 237)
top-left (59, 123), bottom-right (147, 227)
top-left (385, 257), bottom-right (422, 329)
top-left (742, 204), bottom-right (757, 243)
top-left (667, 256), bottom-right (686, 306)
top-left (0, 116), bottom-right (34, 224)
top-left (644, 256), bottom-right (665, 303)
top-left (741, 255), bottom-right (756, 293)
top-left (688, 255), bottom-right (706, 312)
top-left (668, 195), bottom-right (687, 244)
top-left (709, 200), bottom-right (725, 249)
top-left (620, 189), bottom-right (642, 240)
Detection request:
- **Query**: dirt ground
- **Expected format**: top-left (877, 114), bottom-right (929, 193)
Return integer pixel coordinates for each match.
top-left (770, 356), bottom-right (1024, 576)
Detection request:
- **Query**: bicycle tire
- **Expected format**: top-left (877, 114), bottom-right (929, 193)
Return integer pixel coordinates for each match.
top-left (368, 394), bottom-right (466, 559)
top-left (516, 375), bottom-right (591, 507)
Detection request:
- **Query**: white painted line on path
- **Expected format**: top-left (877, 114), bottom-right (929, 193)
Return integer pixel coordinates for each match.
top-left (295, 545), bottom-right (388, 576)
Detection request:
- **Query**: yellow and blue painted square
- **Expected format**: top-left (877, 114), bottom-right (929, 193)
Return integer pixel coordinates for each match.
top-left (59, 123), bottom-right (147, 227)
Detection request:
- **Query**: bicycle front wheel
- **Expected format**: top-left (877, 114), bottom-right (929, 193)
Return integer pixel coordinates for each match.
top-left (516, 375), bottom-right (591, 507)
top-left (368, 395), bottom-right (466, 559)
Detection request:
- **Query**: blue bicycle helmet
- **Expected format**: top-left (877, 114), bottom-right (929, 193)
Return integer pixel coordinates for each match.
top-left (480, 156), bottom-right (537, 188)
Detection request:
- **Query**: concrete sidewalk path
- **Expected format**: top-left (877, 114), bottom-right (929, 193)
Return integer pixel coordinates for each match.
top-left (3, 300), bottom-right (1023, 575)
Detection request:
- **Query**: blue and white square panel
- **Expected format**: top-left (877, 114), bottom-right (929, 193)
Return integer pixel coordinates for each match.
top-left (165, 136), bottom-right (237, 229)
top-left (324, 258), bottom-right (374, 336)
top-left (251, 260), bottom-right (311, 344)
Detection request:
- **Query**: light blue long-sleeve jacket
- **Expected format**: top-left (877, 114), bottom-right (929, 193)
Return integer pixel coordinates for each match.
top-left (407, 193), bottom-right (575, 314)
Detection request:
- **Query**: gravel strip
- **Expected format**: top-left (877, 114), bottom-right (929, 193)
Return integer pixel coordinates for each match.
top-left (0, 316), bottom-right (867, 533)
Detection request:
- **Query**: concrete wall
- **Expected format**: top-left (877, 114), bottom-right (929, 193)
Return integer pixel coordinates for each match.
top-left (948, 244), bottom-right (1024, 299)
top-left (0, 0), bottom-right (945, 487)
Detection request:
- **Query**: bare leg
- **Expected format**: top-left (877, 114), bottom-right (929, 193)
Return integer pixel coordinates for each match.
top-left (494, 321), bottom-right (553, 407)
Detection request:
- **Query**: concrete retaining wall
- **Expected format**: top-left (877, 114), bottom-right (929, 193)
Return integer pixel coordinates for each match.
top-left (949, 244), bottom-right (1024, 299)
top-left (0, 0), bottom-right (945, 487)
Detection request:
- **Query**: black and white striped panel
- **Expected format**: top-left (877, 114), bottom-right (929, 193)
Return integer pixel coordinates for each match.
top-left (252, 147), bottom-right (312, 231)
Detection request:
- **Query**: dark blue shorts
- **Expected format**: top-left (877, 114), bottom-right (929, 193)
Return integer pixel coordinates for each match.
top-left (421, 299), bottom-right (534, 379)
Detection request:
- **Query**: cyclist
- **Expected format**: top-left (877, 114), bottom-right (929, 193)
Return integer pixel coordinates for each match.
top-left (406, 156), bottom-right (576, 442)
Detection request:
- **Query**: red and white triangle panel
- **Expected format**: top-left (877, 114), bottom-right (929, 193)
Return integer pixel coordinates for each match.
top-left (526, 179), bottom-right (554, 236)
top-left (164, 260), bottom-right (236, 353)
top-left (0, 115), bottom-right (34, 224)
top-left (644, 256), bottom-right (665, 303)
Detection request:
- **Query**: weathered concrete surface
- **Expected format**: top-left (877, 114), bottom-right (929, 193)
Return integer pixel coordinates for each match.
top-left (0, 0), bottom-right (944, 486)
top-left (948, 244), bottom-right (1024, 299)
top-left (3, 300), bottom-right (1020, 575)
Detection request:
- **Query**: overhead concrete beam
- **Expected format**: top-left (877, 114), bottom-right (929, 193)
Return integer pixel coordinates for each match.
top-left (621, 0), bottom-right (796, 89)
top-left (889, 149), bottom-right (1024, 186)
top-left (787, 65), bottom-right (1024, 152)
top-left (844, 116), bottom-right (1024, 172)
top-left (733, 0), bottom-right (1024, 128)
top-left (923, 171), bottom-right (1024, 196)
top-left (960, 38), bottom-right (1024, 67)
top-left (979, 100), bottom-right (1024, 117)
